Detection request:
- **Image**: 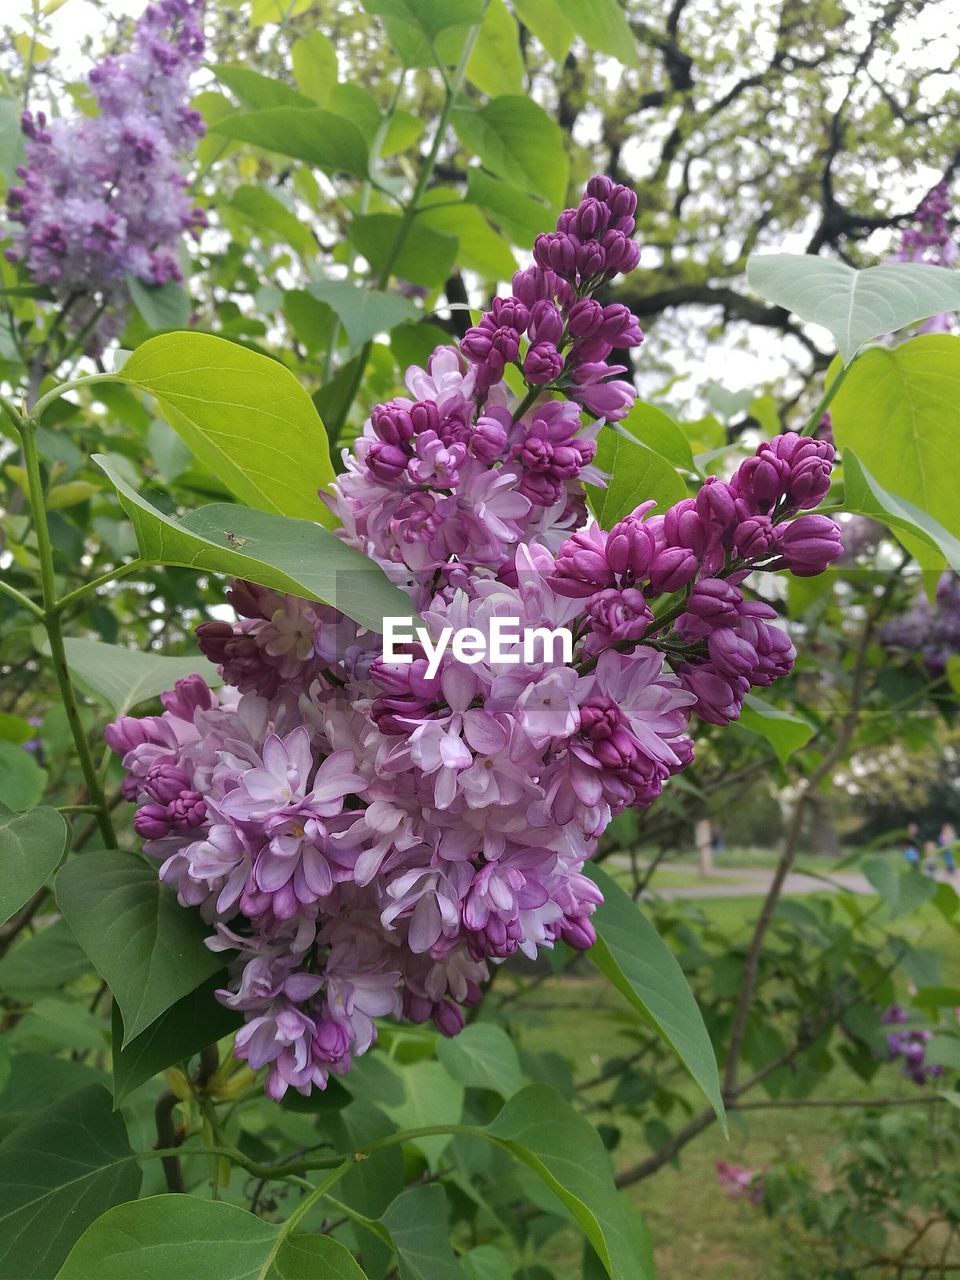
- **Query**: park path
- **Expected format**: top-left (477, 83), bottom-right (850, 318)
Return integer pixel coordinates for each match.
top-left (617, 859), bottom-right (958, 900)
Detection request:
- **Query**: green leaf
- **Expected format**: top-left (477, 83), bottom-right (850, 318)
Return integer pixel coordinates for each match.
top-left (226, 186), bottom-right (315, 258)
top-left (927, 1037), bottom-right (960, 1070)
top-left (586, 427), bottom-right (687, 527)
top-left (211, 107), bottom-right (369, 179)
top-left (417, 192), bottom-right (517, 280)
top-left (862, 856), bottom-right (937, 920)
top-left (0, 742), bottom-right (45, 812)
top-left (291, 31), bottom-right (338, 105)
top-left (56, 850), bottom-right (221, 1043)
top-left (738, 694), bottom-right (814, 765)
top-left (307, 280), bottom-right (419, 352)
top-left (0, 1085), bottom-right (140, 1280)
top-left (0, 805), bottom-right (67, 925)
top-left (380, 1185), bottom-right (464, 1280)
top-left (0, 713), bottom-right (34, 745)
top-left (213, 64), bottom-right (315, 110)
top-left (111, 974), bottom-right (242, 1104)
top-left (121, 332), bottom-right (336, 524)
top-left (555, 0), bottom-right (639, 64)
top-left (465, 169), bottom-right (551, 245)
top-left (380, 1061), bottom-right (465, 1171)
top-left (585, 865), bottom-right (726, 1128)
top-left (0, 919), bottom-right (90, 1001)
top-left (512, 0), bottom-right (574, 62)
top-left (484, 1085), bottom-right (646, 1280)
top-left (348, 214), bottom-right (458, 289)
top-left (436, 1023), bottom-right (523, 1098)
top-left (462, 1246), bottom-right (512, 1280)
top-left (94, 458), bottom-right (416, 634)
top-left (361, 0), bottom-right (484, 66)
top-left (841, 450), bottom-right (960, 573)
top-left (453, 96), bottom-right (569, 209)
top-left (56, 1196), bottom-right (367, 1280)
top-left (620, 401), bottom-right (696, 472)
top-left (746, 255), bottom-right (960, 364)
top-left (0, 96), bottom-right (26, 185)
top-left (61, 637), bottom-right (221, 715)
top-left (830, 337), bottom-right (960, 552)
top-left (126, 278), bottom-right (191, 332)
top-left (467, 0), bottom-right (524, 96)
top-left (250, 0), bottom-right (313, 24)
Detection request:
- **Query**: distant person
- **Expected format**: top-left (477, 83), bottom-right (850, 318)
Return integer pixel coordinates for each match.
top-left (938, 822), bottom-right (957, 875)
top-left (923, 840), bottom-right (939, 875)
top-left (904, 822), bottom-right (921, 869)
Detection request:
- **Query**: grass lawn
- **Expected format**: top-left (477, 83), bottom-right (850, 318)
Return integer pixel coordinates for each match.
top-left (496, 886), bottom-right (960, 1279)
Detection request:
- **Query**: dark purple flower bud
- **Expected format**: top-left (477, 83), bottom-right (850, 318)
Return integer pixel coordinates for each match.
top-left (170, 790), bottom-right (206, 828)
top-left (490, 296), bottom-right (530, 332)
top-left (607, 183), bottom-right (638, 219)
top-left (734, 513), bottom-right (776, 560)
top-left (680, 664), bottom-right (747, 725)
top-left (471, 413), bottom-right (508, 462)
top-left (576, 238), bottom-right (607, 277)
top-left (567, 297), bottom-right (605, 338)
top-left (134, 802), bottom-right (173, 840)
top-left (550, 527), bottom-right (615, 597)
top-left (527, 299), bottom-right (564, 345)
top-left (559, 916), bottom-right (597, 950)
top-left (144, 761), bottom-right (191, 805)
top-left (649, 545), bottom-right (700, 593)
top-left (366, 441), bottom-right (409, 482)
top-left (511, 265), bottom-right (557, 306)
top-left (491, 325), bottom-right (521, 363)
top-left (533, 230), bottom-right (580, 278)
top-left (196, 620), bottom-right (235, 665)
top-left (434, 1000), bottom-right (465, 1037)
top-left (731, 452), bottom-right (790, 511)
top-left (787, 455), bottom-right (833, 509)
top-left (606, 505), bottom-right (658, 579)
top-left (708, 627), bottom-right (760, 679)
top-left (664, 498), bottom-right (715, 557)
top-left (585, 174), bottom-right (615, 202)
top-left (587, 586), bottom-right (653, 646)
top-left (686, 578), bottom-right (743, 624)
top-left (370, 400), bottom-right (414, 445)
top-left (598, 303), bottom-right (643, 347)
top-left (758, 431), bottom-right (834, 468)
top-left (409, 399), bottom-right (440, 436)
top-left (776, 514), bottom-right (844, 576)
top-left (313, 1018), bottom-right (350, 1062)
top-left (523, 340), bottom-right (564, 385)
top-left (105, 714), bottom-right (153, 755)
top-left (460, 325), bottom-right (494, 363)
top-left (572, 197), bottom-right (609, 239)
top-left (600, 229), bottom-right (640, 275)
top-left (160, 673), bottom-right (214, 719)
top-left (695, 477), bottom-right (737, 529)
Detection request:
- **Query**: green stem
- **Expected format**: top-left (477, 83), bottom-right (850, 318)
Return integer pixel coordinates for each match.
top-left (54, 560), bottom-right (144, 615)
top-left (30, 372), bottom-right (120, 422)
top-left (327, 10), bottom-right (486, 439)
top-left (21, 420), bottom-right (117, 848)
top-left (0, 578), bottom-right (44, 619)
top-left (800, 358), bottom-right (853, 437)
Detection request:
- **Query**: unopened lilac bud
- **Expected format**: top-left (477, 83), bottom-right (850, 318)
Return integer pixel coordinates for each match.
top-left (708, 627), bottom-right (760, 679)
top-left (732, 452), bottom-right (790, 511)
top-left (134, 802), bottom-right (173, 840)
top-left (550, 527), bottom-right (615, 597)
top-left (606, 505), bottom-right (658, 579)
top-left (560, 916), bottom-right (597, 950)
top-left (787, 455), bottom-right (833, 509)
top-left (734, 514), bottom-right (776, 559)
top-left (567, 297), bottom-right (605, 338)
top-left (664, 499), bottom-right (715, 557)
top-left (105, 715), bottom-right (152, 755)
top-left (434, 1000), bottom-right (465, 1037)
top-left (460, 325), bottom-right (494, 363)
top-left (649, 546), bottom-right (700, 593)
top-left (490, 296), bottom-right (529, 332)
top-left (680, 664), bottom-right (747, 725)
top-left (161, 673), bottom-right (214, 719)
top-left (313, 1019), bottom-right (350, 1062)
top-left (607, 183), bottom-right (638, 219)
top-left (527, 299), bottom-right (564, 345)
top-left (511, 265), bottom-right (556, 306)
top-left (144, 762), bottom-right (190, 805)
top-left (586, 174), bottom-right (615, 202)
top-left (371, 401), bottom-right (414, 445)
top-left (471, 413), bottom-right (508, 462)
top-left (409, 399), bottom-right (440, 436)
top-left (598, 303), bottom-right (643, 346)
top-left (695, 477), bottom-right (737, 529)
top-left (491, 325), bottom-right (521, 363)
top-left (600, 229), bottom-right (640, 275)
top-left (533, 231), bottom-right (579, 278)
top-left (777, 514), bottom-right (843, 576)
top-left (366, 441), bottom-right (409, 482)
top-left (576, 239), bottom-right (606, 277)
top-left (523, 340), bottom-right (563, 385)
top-left (686, 578), bottom-right (743, 623)
top-left (573, 196), bottom-right (609, 238)
top-left (195, 620), bottom-right (234, 665)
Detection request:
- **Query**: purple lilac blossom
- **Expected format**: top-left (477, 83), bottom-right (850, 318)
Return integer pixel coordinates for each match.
top-left (891, 180), bottom-right (957, 335)
top-left (5, 0), bottom-right (206, 354)
top-left (881, 572), bottom-right (960, 676)
top-left (109, 177), bottom-right (843, 1100)
top-left (715, 1160), bottom-right (764, 1205)
top-left (882, 1004), bottom-right (944, 1086)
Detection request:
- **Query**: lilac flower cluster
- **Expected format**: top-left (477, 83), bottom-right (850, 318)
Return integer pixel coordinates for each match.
top-left (6, 0), bottom-right (206, 353)
top-left (882, 1005), bottom-right (944, 1086)
top-left (461, 175), bottom-right (643, 417)
top-left (109, 178), bottom-right (842, 1100)
top-left (892, 181), bottom-right (957, 335)
top-left (881, 572), bottom-right (960, 676)
top-left (715, 1160), bottom-right (765, 1205)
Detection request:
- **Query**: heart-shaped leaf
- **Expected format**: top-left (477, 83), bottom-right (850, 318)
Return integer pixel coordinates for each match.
top-left (0, 805), bottom-right (67, 925)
